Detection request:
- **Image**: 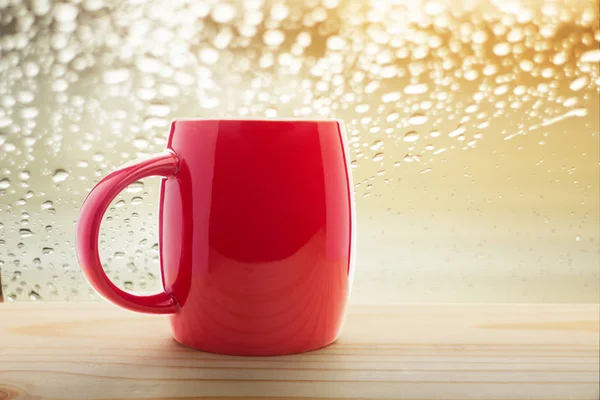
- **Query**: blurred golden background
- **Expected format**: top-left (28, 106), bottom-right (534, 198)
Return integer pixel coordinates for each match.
top-left (0, 0), bottom-right (598, 303)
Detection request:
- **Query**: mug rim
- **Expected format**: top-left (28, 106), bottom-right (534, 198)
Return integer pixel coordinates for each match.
top-left (171, 117), bottom-right (343, 123)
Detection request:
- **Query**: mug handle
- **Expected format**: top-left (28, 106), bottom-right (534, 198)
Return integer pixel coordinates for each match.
top-left (76, 151), bottom-right (179, 314)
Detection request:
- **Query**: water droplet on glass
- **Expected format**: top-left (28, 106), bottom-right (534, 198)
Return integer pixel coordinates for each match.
top-left (403, 131), bottom-right (420, 142)
top-left (198, 47), bottom-right (220, 65)
top-left (124, 281), bottom-right (133, 290)
top-left (580, 49), bottom-right (600, 63)
top-left (0, 178), bottom-right (11, 189)
top-left (552, 52), bottom-right (568, 65)
top-left (326, 36), bottom-right (346, 51)
top-left (126, 181), bottom-right (144, 193)
top-left (131, 196), bottom-right (143, 205)
top-left (19, 171), bottom-right (30, 180)
top-left (494, 84), bottom-right (510, 96)
top-left (17, 91), bottom-right (35, 104)
top-left (493, 42), bottom-right (510, 56)
top-left (421, 168), bottom-right (432, 174)
top-left (449, 125), bottom-right (466, 138)
top-left (382, 92), bottom-right (402, 103)
top-left (424, 0), bottom-right (446, 15)
top-left (23, 62), bottom-right (40, 77)
top-left (3, 143), bottom-right (17, 152)
top-left (264, 30), bottom-right (285, 46)
top-left (270, 3), bottom-right (289, 21)
top-left (296, 31), bottom-right (312, 47)
top-left (19, 228), bottom-right (34, 238)
top-left (83, 0), bottom-right (105, 12)
top-left (0, 119), bottom-right (11, 130)
top-left (372, 153), bottom-right (384, 162)
top-left (93, 153), bottom-right (105, 162)
top-left (104, 69), bottom-right (130, 85)
top-left (356, 104), bottom-right (370, 113)
top-left (53, 2), bottom-right (78, 22)
top-left (407, 113), bottom-right (428, 125)
top-left (569, 76), bottom-right (589, 92)
top-left (113, 251), bottom-right (125, 259)
top-left (132, 137), bottom-right (149, 149)
top-left (370, 140), bottom-right (384, 151)
top-left (563, 97), bottom-right (578, 108)
top-left (464, 70), bottom-right (479, 81)
top-left (21, 107), bottom-right (39, 119)
top-left (386, 112), bottom-right (399, 122)
top-left (41, 200), bottom-right (53, 210)
top-left (211, 3), bottom-right (237, 23)
top-left (404, 83), bottom-right (429, 95)
top-left (29, 290), bottom-right (41, 301)
top-left (42, 247), bottom-right (54, 255)
top-left (52, 169), bottom-right (69, 183)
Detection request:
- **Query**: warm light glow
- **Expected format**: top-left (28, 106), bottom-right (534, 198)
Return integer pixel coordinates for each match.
top-left (0, 0), bottom-right (598, 303)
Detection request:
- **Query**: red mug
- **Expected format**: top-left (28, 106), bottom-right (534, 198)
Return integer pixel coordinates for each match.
top-left (76, 119), bottom-right (355, 355)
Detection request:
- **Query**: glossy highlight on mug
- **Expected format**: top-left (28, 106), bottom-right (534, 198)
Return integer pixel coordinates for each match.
top-left (76, 119), bottom-right (355, 355)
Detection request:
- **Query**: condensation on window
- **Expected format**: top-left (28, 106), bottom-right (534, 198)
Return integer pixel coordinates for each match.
top-left (0, 0), bottom-right (598, 304)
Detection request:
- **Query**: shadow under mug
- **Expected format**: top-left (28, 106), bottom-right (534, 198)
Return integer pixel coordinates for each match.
top-left (76, 118), bottom-right (355, 356)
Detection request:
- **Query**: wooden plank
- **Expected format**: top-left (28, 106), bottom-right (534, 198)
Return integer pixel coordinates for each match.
top-left (0, 303), bottom-right (598, 399)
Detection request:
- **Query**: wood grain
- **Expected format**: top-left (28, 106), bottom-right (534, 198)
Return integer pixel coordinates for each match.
top-left (0, 303), bottom-right (598, 400)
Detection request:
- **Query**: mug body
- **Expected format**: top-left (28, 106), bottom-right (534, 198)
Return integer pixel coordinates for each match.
top-left (159, 119), bottom-right (354, 355)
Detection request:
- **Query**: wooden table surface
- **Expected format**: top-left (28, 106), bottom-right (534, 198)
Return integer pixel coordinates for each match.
top-left (0, 303), bottom-right (598, 400)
